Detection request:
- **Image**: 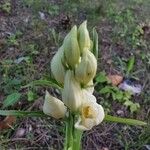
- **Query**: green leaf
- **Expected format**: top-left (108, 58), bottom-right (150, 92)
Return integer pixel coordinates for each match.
top-left (124, 100), bottom-right (140, 113)
top-left (92, 28), bottom-right (98, 59)
top-left (115, 91), bottom-right (123, 100)
top-left (124, 91), bottom-right (132, 99)
top-left (22, 79), bottom-right (63, 89)
top-left (127, 56), bottom-right (135, 75)
top-left (104, 114), bottom-right (147, 126)
top-left (0, 110), bottom-right (47, 117)
top-left (129, 103), bottom-right (140, 113)
top-left (3, 92), bottom-right (21, 108)
top-left (124, 100), bottom-right (133, 106)
top-left (111, 91), bottom-right (117, 100)
top-left (99, 86), bottom-right (111, 94)
top-left (96, 71), bottom-right (108, 83)
top-left (27, 90), bottom-right (36, 102)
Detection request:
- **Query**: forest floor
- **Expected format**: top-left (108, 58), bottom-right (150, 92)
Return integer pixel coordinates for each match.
top-left (0, 0), bottom-right (150, 150)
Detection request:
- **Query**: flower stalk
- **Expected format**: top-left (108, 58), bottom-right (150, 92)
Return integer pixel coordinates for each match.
top-left (73, 125), bottom-right (83, 150)
top-left (64, 112), bottom-right (83, 150)
top-left (64, 112), bottom-right (74, 150)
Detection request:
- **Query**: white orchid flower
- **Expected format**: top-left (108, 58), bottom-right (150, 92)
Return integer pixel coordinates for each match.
top-left (75, 91), bottom-right (105, 130)
top-left (43, 91), bottom-right (67, 119)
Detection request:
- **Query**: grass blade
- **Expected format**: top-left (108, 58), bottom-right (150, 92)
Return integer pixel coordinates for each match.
top-left (127, 56), bottom-right (135, 75)
top-left (0, 110), bottom-right (47, 117)
top-left (22, 79), bottom-right (63, 89)
top-left (104, 114), bottom-right (147, 126)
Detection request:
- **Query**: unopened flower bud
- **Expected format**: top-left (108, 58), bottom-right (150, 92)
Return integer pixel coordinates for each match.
top-left (43, 91), bottom-right (67, 119)
top-left (75, 50), bottom-right (97, 85)
top-left (63, 25), bottom-right (80, 69)
top-left (51, 46), bottom-right (65, 84)
top-left (62, 70), bottom-right (82, 112)
top-left (78, 21), bottom-right (91, 53)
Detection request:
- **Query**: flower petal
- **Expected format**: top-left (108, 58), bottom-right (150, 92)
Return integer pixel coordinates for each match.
top-left (82, 90), bottom-right (96, 103)
top-left (43, 91), bottom-right (66, 119)
top-left (51, 46), bottom-right (65, 84)
top-left (62, 70), bottom-right (83, 112)
top-left (94, 103), bottom-right (105, 125)
top-left (85, 80), bottom-right (94, 94)
top-left (75, 116), bottom-right (89, 130)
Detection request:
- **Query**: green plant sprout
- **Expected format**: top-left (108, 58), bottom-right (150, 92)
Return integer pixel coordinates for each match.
top-left (0, 21), bottom-right (147, 150)
top-left (0, 1), bottom-right (11, 14)
top-left (49, 28), bottom-right (61, 46)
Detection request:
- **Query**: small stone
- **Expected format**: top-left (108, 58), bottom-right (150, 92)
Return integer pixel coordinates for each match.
top-left (102, 147), bottom-right (109, 150)
top-left (29, 125), bottom-right (32, 132)
top-left (117, 110), bottom-right (124, 116)
top-left (15, 128), bottom-right (26, 138)
top-left (39, 11), bottom-right (45, 20)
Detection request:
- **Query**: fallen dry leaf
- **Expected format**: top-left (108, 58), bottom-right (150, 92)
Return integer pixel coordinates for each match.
top-left (107, 75), bottom-right (123, 86)
top-left (0, 116), bottom-right (16, 130)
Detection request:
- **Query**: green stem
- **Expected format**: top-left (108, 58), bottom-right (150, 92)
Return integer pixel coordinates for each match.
top-left (64, 112), bottom-right (73, 150)
top-left (73, 129), bottom-right (83, 150)
top-left (64, 112), bottom-right (83, 150)
top-left (72, 114), bottom-right (83, 150)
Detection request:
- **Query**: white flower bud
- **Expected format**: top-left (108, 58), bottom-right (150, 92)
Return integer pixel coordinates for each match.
top-left (62, 70), bottom-right (82, 112)
top-left (78, 21), bottom-right (91, 53)
top-left (75, 50), bottom-right (97, 85)
top-left (51, 46), bottom-right (65, 84)
top-left (43, 91), bottom-right (66, 119)
top-left (63, 25), bottom-right (80, 69)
